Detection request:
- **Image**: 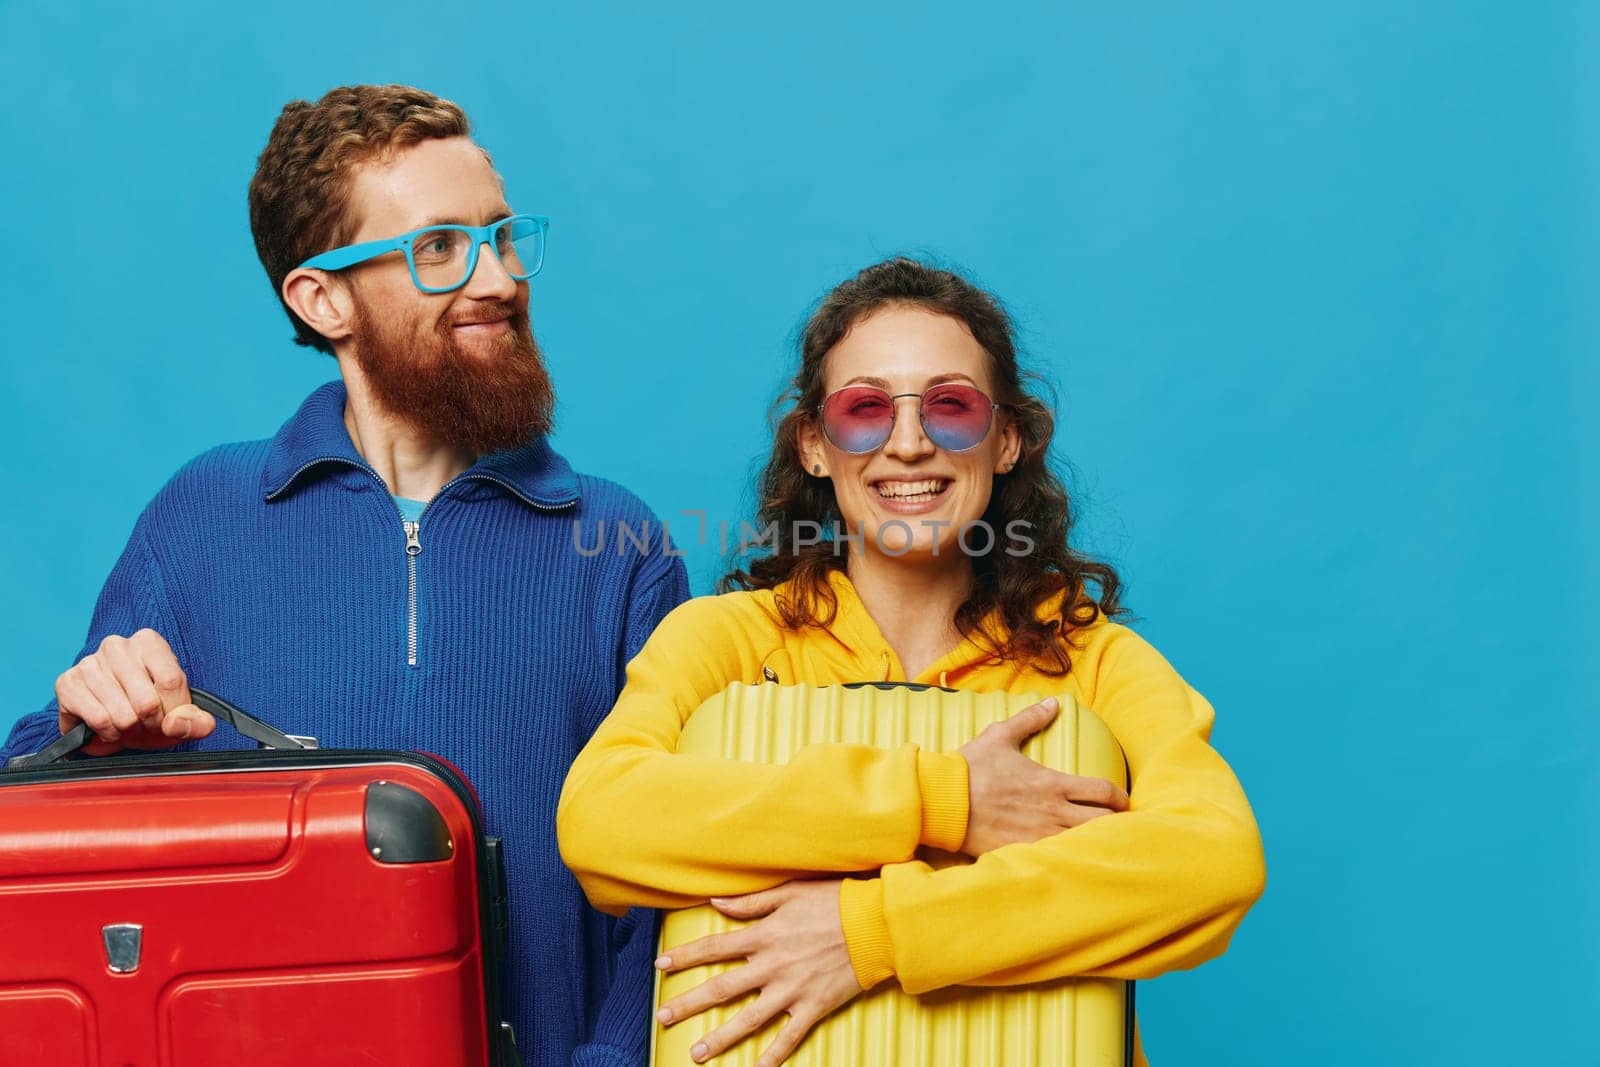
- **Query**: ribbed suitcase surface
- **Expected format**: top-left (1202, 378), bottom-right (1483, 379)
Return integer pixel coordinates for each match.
top-left (652, 682), bottom-right (1130, 1067)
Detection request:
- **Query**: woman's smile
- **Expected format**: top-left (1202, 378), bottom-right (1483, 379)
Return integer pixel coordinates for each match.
top-left (870, 477), bottom-right (953, 512)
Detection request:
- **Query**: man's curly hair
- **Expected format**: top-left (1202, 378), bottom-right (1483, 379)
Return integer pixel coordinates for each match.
top-left (248, 84), bottom-right (474, 354)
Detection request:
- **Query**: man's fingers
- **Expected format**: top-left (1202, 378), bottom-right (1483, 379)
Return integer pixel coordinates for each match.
top-left (658, 927), bottom-right (758, 973)
top-left (658, 964), bottom-right (764, 1027)
top-left (55, 671), bottom-right (112, 742)
top-left (689, 991), bottom-right (784, 1064)
top-left (47, 632), bottom-right (191, 754)
top-left (132, 629), bottom-right (190, 713)
top-left (160, 705), bottom-right (216, 741)
top-left (100, 638), bottom-right (164, 727)
top-left (188, 707), bottom-right (217, 739)
top-left (75, 658), bottom-right (138, 738)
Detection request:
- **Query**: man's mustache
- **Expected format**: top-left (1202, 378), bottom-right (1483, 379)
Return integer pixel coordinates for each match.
top-left (446, 302), bottom-right (522, 329)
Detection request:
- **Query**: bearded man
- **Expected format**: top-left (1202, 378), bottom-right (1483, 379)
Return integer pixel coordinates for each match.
top-left (0, 85), bottom-right (686, 1067)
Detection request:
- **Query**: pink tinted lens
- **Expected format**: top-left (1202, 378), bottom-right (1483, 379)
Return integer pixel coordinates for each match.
top-left (821, 387), bottom-right (895, 453)
top-left (920, 384), bottom-right (994, 451)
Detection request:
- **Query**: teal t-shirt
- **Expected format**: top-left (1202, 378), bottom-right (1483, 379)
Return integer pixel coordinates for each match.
top-left (393, 496), bottom-right (426, 523)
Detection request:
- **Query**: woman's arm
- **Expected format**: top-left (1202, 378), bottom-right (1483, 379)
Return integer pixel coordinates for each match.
top-left (556, 595), bottom-right (972, 915)
top-left (839, 623), bottom-right (1266, 993)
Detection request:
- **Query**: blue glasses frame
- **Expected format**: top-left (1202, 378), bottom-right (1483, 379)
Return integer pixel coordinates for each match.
top-left (297, 213), bottom-right (550, 294)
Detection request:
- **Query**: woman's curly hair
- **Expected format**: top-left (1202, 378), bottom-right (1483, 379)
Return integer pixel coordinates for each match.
top-left (720, 257), bottom-right (1126, 676)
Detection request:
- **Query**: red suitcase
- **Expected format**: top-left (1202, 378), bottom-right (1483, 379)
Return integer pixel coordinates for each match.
top-left (0, 690), bottom-right (523, 1067)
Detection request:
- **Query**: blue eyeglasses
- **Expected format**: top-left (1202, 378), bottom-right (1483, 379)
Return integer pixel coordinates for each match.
top-left (298, 213), bottom-right (549, 294)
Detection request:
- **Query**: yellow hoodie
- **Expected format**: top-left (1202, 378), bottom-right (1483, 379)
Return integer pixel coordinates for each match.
top-left (557, 569), bottom-right (1265, 1053)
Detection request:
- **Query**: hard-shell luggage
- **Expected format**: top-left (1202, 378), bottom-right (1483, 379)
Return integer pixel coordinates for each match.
top-left (0, 690), bottom-right (522, 1067)
top-left (653, 681), bottom-right (1133, 1067)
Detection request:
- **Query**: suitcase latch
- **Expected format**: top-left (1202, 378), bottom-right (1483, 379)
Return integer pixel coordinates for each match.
top-left (102, 923), bottom-right (142, 974)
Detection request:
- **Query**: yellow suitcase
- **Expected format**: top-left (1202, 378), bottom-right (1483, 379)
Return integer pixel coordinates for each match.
top-left (652, 681), bottom-right (1133, 1066)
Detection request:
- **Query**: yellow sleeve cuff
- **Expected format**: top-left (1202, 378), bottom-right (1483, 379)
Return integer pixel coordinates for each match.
top-left (838, 877), bottom-right (895, 990)
top-left (915, 749), bottom-right (970, 852)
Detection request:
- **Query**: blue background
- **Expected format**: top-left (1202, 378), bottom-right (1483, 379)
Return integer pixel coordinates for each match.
top-left (2, 3), bottom-right (1593, 1063)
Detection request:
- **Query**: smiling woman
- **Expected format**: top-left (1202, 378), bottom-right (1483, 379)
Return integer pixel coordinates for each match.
top-left (732, 256), bottom-right (1123, 674)
top-left (557, 257), bottom-right (1266, 1067)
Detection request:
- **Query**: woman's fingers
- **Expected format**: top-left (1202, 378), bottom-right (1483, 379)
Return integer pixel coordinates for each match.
top-left (990, 696), bottom-right (1059, 745)
top-left (658, 880), bottom-right (861, 1064)
top-left (1054, 773), bottom-right (1130, 829)
top-left (1060, 802), bottom-right (1123, 829)
top-left (1061, 774), bottom-right (1130, 813)
top-left (658, 926), bottom-right (759, 973)
top-left (960, 746), bottom-right (1129, 853)
top-left (659, 963), bottom-right (765, 1028)
top-left (689, 991), bottom-right (784, 1064)
top-left (959, 699), bottom-right (1137, 855)
top-left (755, 1012), bottom-right (820, 1067)
top-left (711, 884), bottom-right (791, 920)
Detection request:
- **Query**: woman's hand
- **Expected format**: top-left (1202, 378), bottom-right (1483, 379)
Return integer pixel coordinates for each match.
top-left (958, 697), bottom-right (1130, 856)
top-left (655, 879), bottom-right (863, 1066)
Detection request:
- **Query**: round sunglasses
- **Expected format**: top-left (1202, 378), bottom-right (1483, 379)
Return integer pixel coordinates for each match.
top-left (818, 383), bottom-right (1000, 455)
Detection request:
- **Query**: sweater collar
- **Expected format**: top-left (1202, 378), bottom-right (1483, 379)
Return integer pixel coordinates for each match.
top-left (261, 380), bottom-right (581, 509)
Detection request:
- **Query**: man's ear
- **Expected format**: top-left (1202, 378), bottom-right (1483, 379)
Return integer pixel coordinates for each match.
top-left (282, 268), bottom-right (355, 345)
top-left (797, 419), bottom-right (830, 479)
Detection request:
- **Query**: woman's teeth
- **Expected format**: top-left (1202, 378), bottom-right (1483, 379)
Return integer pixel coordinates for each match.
top-left (875, 479), bottom-right (948, 502)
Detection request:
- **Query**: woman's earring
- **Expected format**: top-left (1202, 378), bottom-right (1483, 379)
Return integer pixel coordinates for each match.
top-left (813, 465), bottom-right (823, 476)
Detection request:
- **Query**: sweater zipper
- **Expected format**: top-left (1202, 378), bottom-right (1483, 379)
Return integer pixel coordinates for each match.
top-left (273, 459), bottom-right (574, 669)
top-left (404, 520), bottom-right (422, 667)
top-left (397, 477), bottom-right (573, 669)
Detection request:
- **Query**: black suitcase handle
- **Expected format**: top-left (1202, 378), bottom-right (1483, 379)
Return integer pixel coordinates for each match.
top-left (840, 680), bottom-right (960, 694)
top-left (6, 688), bottom-right (314, 769)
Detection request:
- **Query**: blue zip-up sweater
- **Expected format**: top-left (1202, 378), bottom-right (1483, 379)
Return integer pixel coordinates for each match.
top-left (2, 381), bottom-right (689, 1067)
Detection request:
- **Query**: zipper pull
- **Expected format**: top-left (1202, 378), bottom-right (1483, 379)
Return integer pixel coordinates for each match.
top-left (404, 521), bottom-right (423, 556)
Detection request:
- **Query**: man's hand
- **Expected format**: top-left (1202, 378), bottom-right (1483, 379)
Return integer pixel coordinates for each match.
top-left (53, 629), bottom-right (215, 755)
top-left (957, 697), bottom-right (1129, 856)
top-left (655, 880), bottom-right (862, 1067)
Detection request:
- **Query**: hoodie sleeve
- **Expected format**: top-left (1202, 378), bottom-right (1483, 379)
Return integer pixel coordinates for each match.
top-left (836, 623), bottom-right (1266, 993)
top-left (556, 594), bottom-right (970, 916)
top-left (574, 549), bottom-right (684, 1067)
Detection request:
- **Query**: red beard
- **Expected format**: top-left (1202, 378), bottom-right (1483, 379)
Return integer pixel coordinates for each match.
top-left (349, 298), bottom-right (555, 455)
